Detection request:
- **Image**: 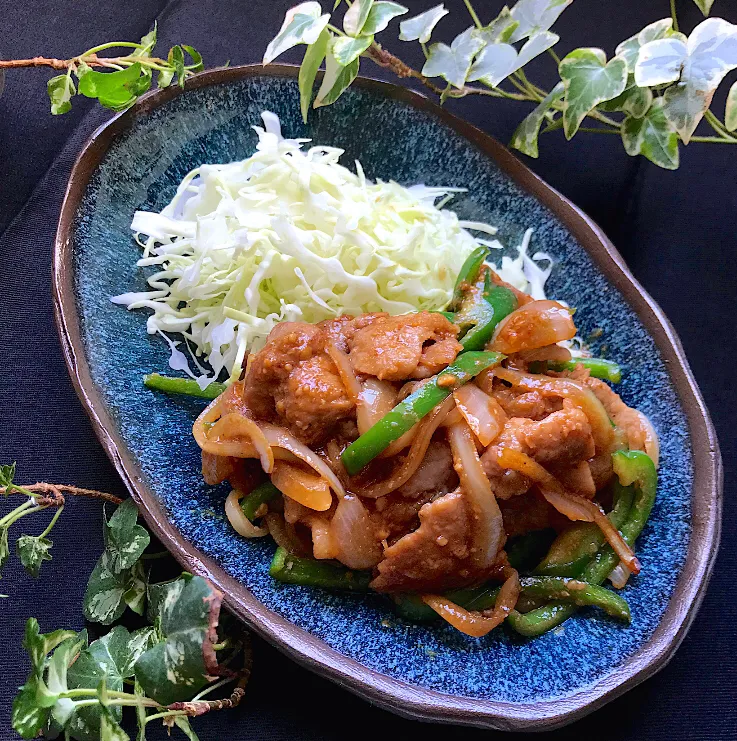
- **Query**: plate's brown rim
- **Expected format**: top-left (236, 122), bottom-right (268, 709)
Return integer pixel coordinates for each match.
top-left (52, 64), bottom-right (722, 732)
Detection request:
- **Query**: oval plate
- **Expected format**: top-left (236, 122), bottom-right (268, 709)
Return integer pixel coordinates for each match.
top-left (53, 65), bottom-right (721, 731)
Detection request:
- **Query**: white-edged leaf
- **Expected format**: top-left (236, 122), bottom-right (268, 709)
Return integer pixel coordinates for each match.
top-left (332, 34), bottom-right (373, 65)
top-left (559, 48), bottom-right (628, 138)
top-left (508, 0), bottom-right (572, 44)
top-left (361, 1), bottom-right (408, 35)
top-left (399, 3), bottom-right (448, 43)
top-left (635, 37), bottom-right (687, 86)
top-left (662, 18), bottom-right (737, 142)
top-left (344, 0), bottom-right (374, 36)
top-left (422, 27), bottom-right (485, 89)
top-left (314, 38), bottom-right (360, 106)
top-left (263, 3), bottom-right (330, 64)
top-left (616, 18), bottom-right (679, 73)
top-left (299, 28), bottom-right (330, 122)
top-left (468, 31), bottom-right (558, 87)
top-left (510, 81), bottom-right (564, 157)
top-left (622, 96), bottom-right (679, 169)
top-left (475, 6), bottom-right (520, 44)
top-left (599, 79), bottom-right (653, 118)
top-left (693, 0), bottom-right (715, 16)
top-left (725, 80), bottom-right (737, 130)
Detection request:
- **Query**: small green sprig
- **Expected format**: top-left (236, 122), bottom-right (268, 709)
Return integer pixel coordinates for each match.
top-left (0, 23), bottom-right (203, 115)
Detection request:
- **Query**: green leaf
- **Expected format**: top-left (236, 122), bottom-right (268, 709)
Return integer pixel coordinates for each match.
top-left (468, 30), bottom-right (558, 87)
top-left (158, 68), bottom-right (175, 88)
top-left (361, 1), bottom-right (407, 35)
top-left (475, 6), bottom-right (520, 45)
top-left (660, 18), bottom-right (737, 143)
top-left (126, 68), bottom-right (153, 98)
top-left (16, 534), bottom-right (53, 578)
top-left (105, 499), bottom-right (150, 573)
top-left (174, 717), bottom-right (202, 741)
top-left (616, 18), bottom-right (679, 74)
top-left (48, 632), bottom-right (88, 727)
top-left (0, 461), bottom-right (15, 488)
top-left (423, 27), bottom-right (485, 89)
top-left (66, 627), bottom-right (133, 741)
top-left (182, 45), bottom-right (204, 72)
top-left (510, 82), bottom-right (564, 157)
top-left (263, 2), bottom-right (331, 64)
top-left (121, 627), bottom-right (158, 677)
top-left (100, 705), bottom-right (130, 741)
top-left (0, 527), bottom-right (9, 570)
top-left (12, 675), bottom-right (49, 739)
top-left (332, 34), bottom-right (373, 65)
top-left (168, 46), bottom-right (186, 87)
top-left (123, 561), bottom-right (147, 616)
top-left (77, 63), bottom-right (144, 111)
top-left (635, 36), bottom-right (686, 86)
top-left (398, 3), bottom-right (448, 43)
top-left (299, 28), bottom-right (330, 121)
top-left (343, 0), bottom-right (374, 36)
top-left (559, 48), bottom-right (628, 139)
top-left (314, 38), bottom-right (360, 107)
top-left (47, 74), bottom-right (76, 115)
top-left (508, 0), bottom-right (572, 43)
top-left (137, 24), bottom-right (158, 57)
top-left (599, 78), bottom-right (653, 118)
top-left (23, 618), bottom-right (77, 675)
top-left (693, 0), bottom-right (715, 15)
top-left (725, 80), bottom-right (737, 130)
top-left (135, 575), bottom-right (222, 706)
top-left (84, 551), bottom-right (132, 624)
top-left (622, 97), bottom-right (679, 170)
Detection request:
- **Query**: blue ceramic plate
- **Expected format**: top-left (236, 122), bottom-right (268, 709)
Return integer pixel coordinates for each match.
top-left (53, 66), bottom-right (721, 731)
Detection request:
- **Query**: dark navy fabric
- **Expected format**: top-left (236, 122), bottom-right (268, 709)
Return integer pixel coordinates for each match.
top-left (1, 1), bottom-right (735, 739)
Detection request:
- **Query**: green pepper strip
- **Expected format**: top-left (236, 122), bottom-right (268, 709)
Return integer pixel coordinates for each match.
top-left (534, 482), bottom-right (634, 577)
top-left (431, 310), bottom-right (456, 321)
top-left (506, 529), bottom-right (557, 573)
top-left (451, 246), bottom-right (488, 309)
top-left (143, 373), bottom-right (227, 399)
top-left (269, 547), bottom-right (372, 591)
top-left (547, 358), bottom-right (622, 384)
top-left (456, 281), bottom-right (518, 352)
top-left (240, 482), bottom-right (281, 521)
top-left (341, 351), bottom-right (505, 475)
top-left (518, 577), bottom-right (631, 622)
top-left (508, 450), bottom-right (656, 637)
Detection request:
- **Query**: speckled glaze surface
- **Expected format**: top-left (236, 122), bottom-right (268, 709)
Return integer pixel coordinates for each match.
top-left (54, 66), bottom-right (721, 731)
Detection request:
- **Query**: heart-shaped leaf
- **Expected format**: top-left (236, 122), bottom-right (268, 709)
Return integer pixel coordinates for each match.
top-left (423, 27), bottom-right (485, 89)
top-left (16, 534), bottom-right (53, 577)
top-left (616, 18), bottom-right (680, 73)
top-left (361, 1), bottom-right (407, 35)
top-left (47, 75), bottom-right (76, 115)
top-left (399, 3), bottom-right (448, 43)
top-left (343, 0), bottom-right (374, 36)
top-left (77, 63), bottom-right (145, 111)
top-left (314, 37), bottom-right (360, 107)
top-left (635, 37), bottom-right (687, 86)
top-left (510, 82), bottom-right (564, 157)
top-left (508, 0), bottom-right (572, 44)
top-left (469, 31), bottom-right (558, 87)
top-left (475, 7), bottom-right (520, 45)
top-left (559, 48), bottom-right (628, 139)
top-left (299, 28), bottom-right (330, 121)
top-left (263, 2), bottom-right (331, 64)
top-left (332, 34), bottom-right (373, 65)
top-left (622, 97), bottom-right (679, 170)
top-left (104, 499), bottom-right (150, 573)
top-left (599, 78), bottom-right (653, 118)
top-left (0, 461), bottom-right (15, 488)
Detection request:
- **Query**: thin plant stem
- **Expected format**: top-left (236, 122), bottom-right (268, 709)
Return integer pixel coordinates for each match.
top-left (0, 499), bottom-right (35, 526)
top-left (82, 41), bottom-right (142, 55)
top-left (670, 0), bottom-right (679, 33)
top-left (463, 0), bottom-right (483, 29)
top-left (191, 676), bottom-right (234, 701)
top-left (0, 505), bottom-right (47, 529)
top-left (547, 47), bottom-right (561, 66)
top-left (39, 506), bottom-right (64, 539)
top-left (704, 109), bottom-right (737, 141)
top-left (144, 710), bottom-right (190, 724)
top-left (691, 135), bottom-right (737, 143)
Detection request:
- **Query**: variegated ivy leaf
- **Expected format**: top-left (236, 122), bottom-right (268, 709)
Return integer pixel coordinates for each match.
top-left (263, 2), bottom-right (330, 64)
top-left (622, 96), bottom-right (679, 170)
top-left (423, 27), bottom-right (485, 89)
top-left (635, 37), bottom-right (687, 86)
top-left (559, 48), bottom-right (628, 139)
top-left (661, 18), bottom-right (737, 143)
top-left (469, 31), bottom-right (558, 88)
top-left (314, 37), bottom-right (360, 106)
top-left (508, 0), bottom-right (572, 44)
top-left (399, 3), bottom-right (448, 43)
top-left (361, 1), bottom-right (407, 34)
top-left (616, 19), bottom-right (682, 74)
top-left (510, 82), bottom-right (564, 157)
top-left (299, 28), bottom-right (330, 121)
top-left (475, 6), bottom-right (520, 45)
top-left (343, 0), bottom-right (374, 36)
top-left (599, 78), bottom-right (653, 118)
top-left (725, 80), bottom-right (737, 131)
top-left (332, 34), bottom-right (373, 65)
top-left (693, 0), bottom-right (715, 16)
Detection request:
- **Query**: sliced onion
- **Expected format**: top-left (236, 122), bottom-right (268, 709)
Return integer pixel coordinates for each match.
top-left (609, 561), bottom-right (631, 589)
top-left (491, 300), bottom-right (576, 354)
top-left (441, 407), bottom-right (463, 428)
top-left (493, 367), bottom-right (613, 454)
top-left (271, 461), bottom-right (333, 512)
top-left (330, 495), bottom-right (382, 569)
top-left (495, 447), bottom-right (640, 574)
top-left (208, 413), bottom-right (275, 473)
top-left (447, 421), bottom-right (505, 569)
top-left (517, 344), bottom-right (572, 363)
top-left (310, 517), bottom-right (337, 560)
top-left (358, 396), bottom-right (455, 499)
top-left (421, 569), bottom-right (520, 637)
top-left (356, 378), bottom-right (396, 436)
top-left (453, 385), bottom-right (503, 447)
top-left (326, 341), bottom-right (362, 405)
top-left (263, 512), bottom-right (309, 556)
top-left (224, 490), bottom-right (268, 538)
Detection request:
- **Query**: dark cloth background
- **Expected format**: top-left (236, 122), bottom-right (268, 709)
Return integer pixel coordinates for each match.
top-left (1, 1), bottom-right (735, 738)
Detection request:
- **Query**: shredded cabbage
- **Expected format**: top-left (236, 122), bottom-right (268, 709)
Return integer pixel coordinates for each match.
top-left (112, 111), bottom-right (554, 385)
